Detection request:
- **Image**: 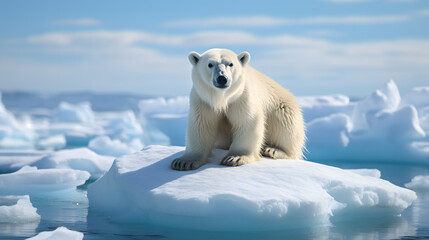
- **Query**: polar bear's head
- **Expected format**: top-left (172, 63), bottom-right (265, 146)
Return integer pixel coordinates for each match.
top-left (188, 48), bottom-right (250, 90)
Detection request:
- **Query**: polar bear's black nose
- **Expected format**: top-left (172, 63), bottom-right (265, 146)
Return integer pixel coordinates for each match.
top-left (216, 76), bottom-right (228, 86)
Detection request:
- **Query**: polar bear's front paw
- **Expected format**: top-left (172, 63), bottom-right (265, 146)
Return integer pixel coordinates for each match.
top-left (262, 147), bottom-right (289, 159)
top-left (170, 157), bottom-right (205, 171)
top-left (221, 155), bottom-right (253, 167)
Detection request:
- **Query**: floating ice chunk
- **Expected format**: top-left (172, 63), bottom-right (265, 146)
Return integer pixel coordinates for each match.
top-left (89, 136), bottom-right (143, 157)
top-left (139, 96), bottom-right (189, 115)
top-left (307, 113), bottom-right (352, 147)
top-left (52, 102), bottom-right (95, 123)
top-left (0, 138), bottom-right (33, 150)
top-left (149, 114), bottom-right (187, 146)
top-left (103, 111), bottom-right (143, 140)
top-left (47, 123), bottom-right (103, 147)
top-left (405, 175), bottom-right (429, 191)
top-left (298, 95), bottom-right (353, 122)
top-left (88, 146), bottom-right (416, 231)
top-left (402, 86), bottom-right (429, 110)
top-left (0, 151), bottom-right (50, 173)
top-left (36, 135), bottom-right (66, 150)
top-left (26, 227), bottom-right (83, 240)
top-left (0, 195), bottom-right (40, 223)
top-left (0, 94), bottom-right (34, 150)
top-left (139, 97), bottom-right (189, 146)
top-left (0, 166), bottom-right (89, 195)
top-left (352, 80), bottom-right (401, 130)
top-left (32, 148), bottom-right (114, 179)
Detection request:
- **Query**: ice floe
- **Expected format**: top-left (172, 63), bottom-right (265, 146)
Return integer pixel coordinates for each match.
top-left (88, 145), bottom-right (416, 231)
top-left (0, 195), bottom-right (40, 223)
top-left (0, 166), bottom-right (89, 195)
top-left (26, 226), bottom-right (83, 240)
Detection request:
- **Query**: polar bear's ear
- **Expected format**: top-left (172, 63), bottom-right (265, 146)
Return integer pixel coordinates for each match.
top-left (188, 52), bottom-right (201, 66)
top-left (238, 52), bottom-right (250, 66)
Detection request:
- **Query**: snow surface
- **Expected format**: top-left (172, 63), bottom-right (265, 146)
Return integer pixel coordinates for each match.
top-left (88, 145), bottom-right (416, 231)
top-left (0, 195), bottom-right (40, 223)
top-left (0, 166), bottom-right (89, 195)
top-left (26, 227), bottom-right (83, 240)
top-left (405, 175), bottom-right (429, 191)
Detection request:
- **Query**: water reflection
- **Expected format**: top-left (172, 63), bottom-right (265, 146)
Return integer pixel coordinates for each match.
top-left (0, 223), bottom-right (39, 239)
top-left (86, 209), bottom-right (416, 240)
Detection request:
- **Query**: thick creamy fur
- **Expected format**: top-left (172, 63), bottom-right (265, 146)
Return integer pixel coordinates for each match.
top-left (171, 49), bottom-right (305, 170)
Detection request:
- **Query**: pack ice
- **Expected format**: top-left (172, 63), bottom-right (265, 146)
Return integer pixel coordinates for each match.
top-left (26, 226), bottom-right (83, 240)
top-left (302, 80), bottom-right (429, 163)
top-left (88, 145), bottom-right (416, 231)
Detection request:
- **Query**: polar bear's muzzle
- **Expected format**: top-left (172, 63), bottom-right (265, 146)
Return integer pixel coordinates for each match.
top-left (213, 75), bottom-right (229, 89)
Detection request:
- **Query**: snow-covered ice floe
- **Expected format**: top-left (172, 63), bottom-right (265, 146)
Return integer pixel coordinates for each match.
top-left (88, 145), bottom-right (416, 231)
top-left (0, 195), bottom-right (40, 223)
top-left (0, 166), bottom-right (89, 195)
top-left (405, 175), bottom-right (429, 191)
top-left (26, 226), bottom-right (83, 240)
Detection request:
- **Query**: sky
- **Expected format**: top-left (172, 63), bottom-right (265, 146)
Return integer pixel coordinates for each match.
top-left (0, 0), bottom-right (428, 97)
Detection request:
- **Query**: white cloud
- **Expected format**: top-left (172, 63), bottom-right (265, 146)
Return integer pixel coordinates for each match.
top-left (163, 15), bottom-right (410, 28)
top-left (418, 9), bottom-right (429, 16)
top-left (323, 0), bottom-right (374, 3)
top-left (2, 29), bottom-right (429, 96)
top-left (52, 18), bottom-right (101, 27)
top-left (25, 30), bottom-right (330, 48)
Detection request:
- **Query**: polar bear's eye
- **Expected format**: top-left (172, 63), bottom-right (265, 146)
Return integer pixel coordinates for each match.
top-left (208, 63), bottom-right (213, 68)
top-left (229, 63), bottom-right (233, 67)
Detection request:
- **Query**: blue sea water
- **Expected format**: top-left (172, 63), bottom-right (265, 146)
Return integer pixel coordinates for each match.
top-left (1, 162), bottom-right (428, 240)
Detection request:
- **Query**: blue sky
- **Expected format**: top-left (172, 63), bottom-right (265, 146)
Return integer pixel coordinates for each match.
top-left (0, 0), bottom-right (428, 97)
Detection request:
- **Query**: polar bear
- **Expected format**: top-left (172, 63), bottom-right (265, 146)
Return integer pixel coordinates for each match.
top-left (171, 49), bottom-right (305, 170)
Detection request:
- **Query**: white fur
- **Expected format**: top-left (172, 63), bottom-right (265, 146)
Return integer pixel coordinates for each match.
top-left (171, 49), bottom-right (306, 170)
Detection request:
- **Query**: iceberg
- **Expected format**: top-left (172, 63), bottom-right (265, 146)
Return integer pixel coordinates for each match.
top-left (0, 166), bottom-right (89, 195)
top-left (26, 226), bottom-right (83, 240)
top-left (402, 86), bottom-right (429, 110)
top-left (35, 134), bottom-right (66, 150)
top-left (0, 151), bottom-right (50, 173)
top-left (31, 148), bottom-right (114, 180)
top-left (51, 102), bottom-right (95, 123)
top-left (139, 96), bottom-right (189, 146)
top-left (305, 80), bottom-right (429, 163)
top-left (0, 195), bottom-right (40, 223)
top-left (88, 145), bottom-right (416, 231)
top-left (0, 93), bottom-right (34, 150)
top-left (298, 94), bottom-right (353, 122)
top-left (139, 96), bottom-right (189, 116)
top-left (405, 175), bottom-right (429, 191)
top-left (102, 110), bottom-right (143, 141)
top-left (88, 135), bottom-right (143, 158)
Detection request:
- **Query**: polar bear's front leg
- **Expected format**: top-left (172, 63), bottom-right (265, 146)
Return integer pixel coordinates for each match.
top-left (221, 111), bottom-right (264, 167)
top-left (171, 96), bottom-right (219, 171)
